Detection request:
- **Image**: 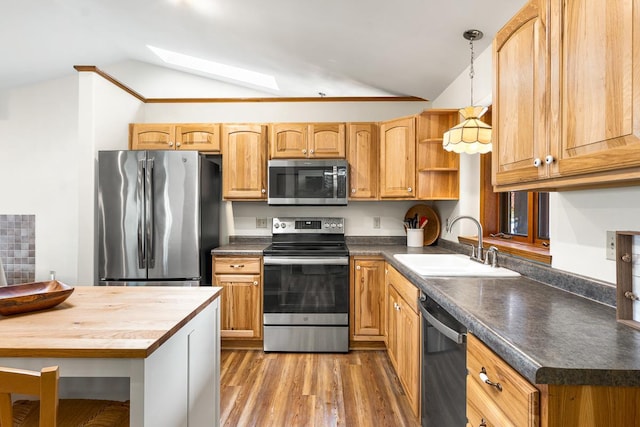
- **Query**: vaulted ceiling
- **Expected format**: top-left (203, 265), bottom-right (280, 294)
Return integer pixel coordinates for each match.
top-left (2, 0), bottom-right (526, 99)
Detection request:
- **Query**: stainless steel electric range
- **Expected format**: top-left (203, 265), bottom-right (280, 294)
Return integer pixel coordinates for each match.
top-left (262, 217), bottom-right (349, 353)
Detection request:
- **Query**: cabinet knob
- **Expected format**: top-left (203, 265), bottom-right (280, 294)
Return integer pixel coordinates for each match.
top-left (407, 187), bottom-right (412, 192)
top-left (261, 188), bottom-right (266, 194)
top-left (533, 158), bottom-right (542, 167)
top-left (176, 142), bottom-right (181, 147)
top-left (230, 264), bottom-right (245, 269)
top-left (545, 155), bottom-right (555, 165)
top-left (168, 141), bottom-right (174, 147)
top-left (253, 281), bottom-right (258, 286)
top-left (309, 149), bottom-right (314, 154)
top-left (479, 419), bottom-right (487, 427)
top-left (356, 265), bottom-right (361, 270)
top-left (394, 302), bottom-right (400, 311)
top-left (302, 149), bottom-right (307, 154)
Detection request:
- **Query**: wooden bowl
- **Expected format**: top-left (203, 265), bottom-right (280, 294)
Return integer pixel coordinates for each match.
top-left (0, 280), bottom-right (74, 316)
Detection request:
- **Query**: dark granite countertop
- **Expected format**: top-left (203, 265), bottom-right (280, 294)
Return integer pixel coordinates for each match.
top-left (213, 239), bottom-right (640, 387)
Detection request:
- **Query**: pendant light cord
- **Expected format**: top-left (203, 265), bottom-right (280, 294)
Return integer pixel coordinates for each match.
top-left (469, 37), bottom-right (475, 106)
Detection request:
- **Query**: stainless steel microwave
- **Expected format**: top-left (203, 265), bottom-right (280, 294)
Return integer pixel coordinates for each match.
top-left (267, 159), bottom-right (348, 205)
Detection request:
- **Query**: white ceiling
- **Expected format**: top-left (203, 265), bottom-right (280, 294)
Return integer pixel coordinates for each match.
top-left (2, 0), bottom-right (526, 99)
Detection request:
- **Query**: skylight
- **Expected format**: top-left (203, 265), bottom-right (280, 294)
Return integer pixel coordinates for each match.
top-left (147, 45), bottom-right (279, 91)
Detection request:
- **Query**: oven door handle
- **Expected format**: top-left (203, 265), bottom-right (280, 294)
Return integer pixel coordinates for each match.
top-left (263, 256), bottom-right (349, 266)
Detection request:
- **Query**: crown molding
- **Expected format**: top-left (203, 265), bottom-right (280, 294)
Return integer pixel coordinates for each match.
top-left (74, 65), bottom-right (428, 104)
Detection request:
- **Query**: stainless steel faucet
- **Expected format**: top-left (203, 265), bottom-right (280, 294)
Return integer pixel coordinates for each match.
top-left (446, 215), bottom-right (484, 263)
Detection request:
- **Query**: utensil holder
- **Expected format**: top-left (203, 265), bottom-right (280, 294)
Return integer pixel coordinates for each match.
top-left (407, 229), bottom-right (424, 247)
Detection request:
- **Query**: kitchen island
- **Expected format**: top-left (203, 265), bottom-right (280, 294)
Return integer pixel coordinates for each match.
top-left (0, 285), bottom-right (222, 427)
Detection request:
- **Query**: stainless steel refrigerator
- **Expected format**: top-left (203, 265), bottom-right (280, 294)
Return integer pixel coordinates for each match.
top-left (97, 150), bottom-right (220, 286)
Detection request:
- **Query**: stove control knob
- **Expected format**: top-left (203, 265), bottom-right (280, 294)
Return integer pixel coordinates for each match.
top-left (338, 223), bottom-right (343, 228)
top-left (330, 223), bottom-right (336, 228)
top-left (281, 223), bottom-right (287, 228)
top-left (324, 223), bottom-right (330, 228)
top-left (274, 223), bottom-right (280, 228)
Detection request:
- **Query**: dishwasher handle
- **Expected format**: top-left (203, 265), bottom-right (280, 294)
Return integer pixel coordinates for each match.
top-left (419, 300), bottom-right (466, 345)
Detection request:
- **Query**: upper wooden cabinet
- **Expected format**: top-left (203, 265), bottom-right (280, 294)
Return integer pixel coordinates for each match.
top-left (493, 0), bottom-right (640, 191)
top-left (130, 123), bottom-right (221, 152)
top-left (269, 123), bottom-right (346, 159)
top-left (222, 124), bottom-right (267, 200)
top-left (416, 110), bottom-right (460, 199)
top-left (347, 123), bottom-right (379, 199)
top-left (379, 116), bottom-right (416, 198)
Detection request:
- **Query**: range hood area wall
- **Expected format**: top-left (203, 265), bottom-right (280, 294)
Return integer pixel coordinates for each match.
top-left (227, 200), bottom-right (419, 241)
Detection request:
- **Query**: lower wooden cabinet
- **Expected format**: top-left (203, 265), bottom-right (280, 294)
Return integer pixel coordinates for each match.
top-left (467, 333), bottom-right (539, 426)
top-left (386, 264), bottom-right (421, 418)
top-left (212, 256), bottom-right (262, 341)
top-left (350, 257), bottom-right (386, 342)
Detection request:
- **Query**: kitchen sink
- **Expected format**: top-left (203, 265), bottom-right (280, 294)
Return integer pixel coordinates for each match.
top-left (393, 253), bottom-right (520, 277)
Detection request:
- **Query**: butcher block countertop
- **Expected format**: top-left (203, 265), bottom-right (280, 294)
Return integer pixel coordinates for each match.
top-left (0, 286), bottom-right (222, 359)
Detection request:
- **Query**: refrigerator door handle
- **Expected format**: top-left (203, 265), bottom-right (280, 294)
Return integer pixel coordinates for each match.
top-left (147, 158), bottom-right (155, 268)
top-left (137, 159), bottom-right (146, 269)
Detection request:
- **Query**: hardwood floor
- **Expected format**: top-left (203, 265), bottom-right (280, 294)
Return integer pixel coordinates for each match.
top-left (220, 350), bottom-right (420, 427)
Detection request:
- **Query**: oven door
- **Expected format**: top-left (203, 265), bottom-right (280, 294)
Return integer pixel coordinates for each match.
top-left (263, 256), bottom-right (349, 325)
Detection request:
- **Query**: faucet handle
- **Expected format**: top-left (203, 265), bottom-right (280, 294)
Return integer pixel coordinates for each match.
top-left (486, 246), bottom-right (499, 267)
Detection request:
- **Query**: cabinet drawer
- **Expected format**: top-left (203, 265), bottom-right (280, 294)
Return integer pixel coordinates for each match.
top-left (467, 334), bottom-right (539, 427)
top-left (213, 257), bottom-right (261, 274)
top-left (386, 264), bottom-right (419, 313)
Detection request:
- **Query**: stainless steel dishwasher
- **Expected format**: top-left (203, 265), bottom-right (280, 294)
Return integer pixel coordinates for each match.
top-left (419, 292), bottom-right (467, 427)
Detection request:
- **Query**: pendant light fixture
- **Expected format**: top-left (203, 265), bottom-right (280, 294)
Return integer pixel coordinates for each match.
top-left (443, 29), bottom-right (492, 154)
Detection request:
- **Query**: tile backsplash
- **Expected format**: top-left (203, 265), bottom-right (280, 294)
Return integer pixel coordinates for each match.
top-left (0, 214), bottom-right (35, 285)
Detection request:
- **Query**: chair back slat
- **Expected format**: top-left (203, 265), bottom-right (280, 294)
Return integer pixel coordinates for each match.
top-left (0, 366), bottom-right (59, 427)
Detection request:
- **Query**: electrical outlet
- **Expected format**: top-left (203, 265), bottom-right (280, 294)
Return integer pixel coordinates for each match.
top-left (606, 230), bottom-right (616, 260)
top-left (256, 217), bottom-right (268, 229)
top-left (373, 217), bottom-right (381, 229)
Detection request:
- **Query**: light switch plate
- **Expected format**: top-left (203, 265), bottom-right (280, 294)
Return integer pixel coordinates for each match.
top-left (373, 217), bottom-right (381, 229)
top-left (606, 230), bottom-right (616, 260)
top-left (256, 218), bottom-right (268, 229)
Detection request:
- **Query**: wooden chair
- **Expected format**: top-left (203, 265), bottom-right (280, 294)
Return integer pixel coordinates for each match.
top-left (0, 365), bottom-right (129, 427)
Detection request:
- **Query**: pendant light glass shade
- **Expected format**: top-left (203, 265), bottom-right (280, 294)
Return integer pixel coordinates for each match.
top-left (443, 29), bottom-right (492, 154)
top-left (442, 106), bottom-right (492, 154)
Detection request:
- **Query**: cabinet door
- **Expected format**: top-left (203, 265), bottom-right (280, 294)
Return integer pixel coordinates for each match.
top-left (347, 123), bottom-right (378, 199)
top-left (215, 274), bottom-right (262, 339)
top-left (380, 117), bottom-right (416, 198)
top-left (549, 0), bottom-right (640, 178)
top-left (353, 259), bottom-right (385, 338)
top-left (386, 285), bottom-right (402, 372)
top-left (308, 123), bottom-right (346, 158)
top-left (397, 294), bottom-right (420, 418)
top-left (130, 123), bottom-right (176, 150)
top-left (222, 124), bottom-right (267, 199)
top-left (269, 123), bottom-right (308, 158)
top-left (493, 0), bottom-right (549, 187)
top-left (175, 124), bottom-right (220, 152)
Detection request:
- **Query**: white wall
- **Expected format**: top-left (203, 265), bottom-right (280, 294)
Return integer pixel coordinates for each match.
top-left (143, 100), bottom-right (429, 123)
top-left (430, 46), bottom-right (493, 239)
top-left (0, 77), bottom-right (80, 283)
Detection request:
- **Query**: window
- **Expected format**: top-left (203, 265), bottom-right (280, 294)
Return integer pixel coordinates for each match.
top-left (499, 191), bottom-right (549, 244)
top-left (477, 148), bottom-right (551, 264)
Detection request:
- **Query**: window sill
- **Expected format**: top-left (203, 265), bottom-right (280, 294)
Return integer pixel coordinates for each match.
top-left (457, 236), bottom-right (551, 265)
